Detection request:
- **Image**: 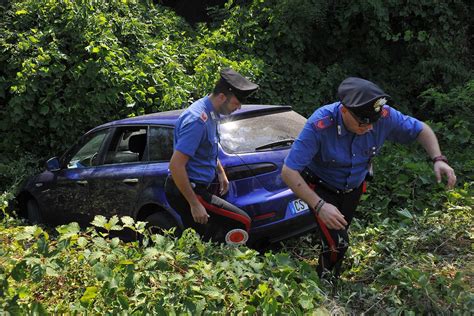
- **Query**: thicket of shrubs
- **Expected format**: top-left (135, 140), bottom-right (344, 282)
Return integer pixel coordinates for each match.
top-left (0, 1), bottom-right (472, 313)
top-left (1, 0), bottom-right (472, 186)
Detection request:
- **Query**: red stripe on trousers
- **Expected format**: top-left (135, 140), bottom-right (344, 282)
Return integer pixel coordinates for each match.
top-left (309, 182), bottom-right (338, 263)
top-left (197, 196), bottom-right (251, 232)
top-left (314, 215), bottom-right (338, 263)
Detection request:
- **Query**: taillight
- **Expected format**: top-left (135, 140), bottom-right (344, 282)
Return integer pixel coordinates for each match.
top-left (253, 212), bottom-right (276, 221)
top-left (225, 163), bottom-right (277, 181)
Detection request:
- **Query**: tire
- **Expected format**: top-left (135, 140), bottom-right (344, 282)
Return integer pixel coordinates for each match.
top-left (26, 199), bottom-right (43, 224)
top-left (145, 211), bottom-right (180, 236)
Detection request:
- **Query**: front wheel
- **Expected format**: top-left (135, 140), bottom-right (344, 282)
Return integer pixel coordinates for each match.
top-left (26, 199), bottom-right (43, 224)
top-left (145, 211), bottom-right (180, 236)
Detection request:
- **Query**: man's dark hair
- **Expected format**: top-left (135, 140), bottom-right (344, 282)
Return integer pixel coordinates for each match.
top-left (212, 79), bottom-right (232, 97)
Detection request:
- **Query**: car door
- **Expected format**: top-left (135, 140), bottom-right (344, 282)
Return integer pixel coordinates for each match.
top-left (86, 126), bottom-right (148, 219)
top-left (139, 125), bottom-right (176, 215)
top-left (39, 128), bottom-right (110, 226)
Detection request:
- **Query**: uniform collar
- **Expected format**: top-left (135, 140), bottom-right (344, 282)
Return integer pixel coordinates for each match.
top-left (203, 95), bottom-right (220, 120)
top-left (335, 102), bottom-right (349, 137)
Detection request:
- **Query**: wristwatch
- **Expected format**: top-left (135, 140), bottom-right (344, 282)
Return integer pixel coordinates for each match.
top-left (432, 155), bottom-right (448, 164)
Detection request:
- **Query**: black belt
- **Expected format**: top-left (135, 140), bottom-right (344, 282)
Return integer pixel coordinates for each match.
top-left (190, 181), bottom-right (210, 190)
top-left (167, 176), bottom-right (210, 190)
top-left (301, 168), bottom-right (356, 195)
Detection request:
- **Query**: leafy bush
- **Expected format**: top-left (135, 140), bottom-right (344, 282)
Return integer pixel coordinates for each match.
top-left (0, 2), bottom-right (472, 312)
top-left (1, 182), bottom-right (472, 314)
top-left (0, 0), bottom-right (262, 192)
top-left (0, 0), bottom-right (261, 159)
top-left (0, 212), bottom-right (329, 314)
top-left (204, 0), bottom-right (473, 116)
top-left (281, 183), bottom-right (473, 314)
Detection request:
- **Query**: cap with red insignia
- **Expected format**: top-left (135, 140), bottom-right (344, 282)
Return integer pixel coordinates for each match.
top-left (338, 77), bottom-right (390, 124)
top-left (219, 68), bottom-right (259, 103)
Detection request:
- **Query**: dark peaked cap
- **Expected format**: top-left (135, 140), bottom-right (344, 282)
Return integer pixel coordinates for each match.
top-left (220, 68), bottom-right (259, 102)
top-left (338, 77), bottom-right (390, 123)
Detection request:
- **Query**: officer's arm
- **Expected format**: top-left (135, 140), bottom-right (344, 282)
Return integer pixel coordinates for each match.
top-left (281, 165), bottom-right (347, 230)
top-left (216, 159), bottom-right (229, 195)
top-left (281, 165), bottom-right (321, 212)
top-left (416, 122), bottom-right (456, 189)
top-left (216, 159), bottom-right (226, 175)
top-left (169, 150), bottom-right (203, 210)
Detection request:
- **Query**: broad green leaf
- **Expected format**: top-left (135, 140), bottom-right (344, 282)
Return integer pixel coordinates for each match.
top-left (80, 286), bottom-right (98, 305)
top-left (104, 215), bottom-right (122, 231)
top-left (118, 294), bottom-right (129, 309)
top-left (299, 294), bottom-right (314, 310)
top-left (11, 261), bottom-right (28, 281)
top-left (31, 264), bottom-right (45, 282)
top-left (30, 302), bottom-right (48, 316)
top-left (77, 236), bottom-right (88, 248)
top-left (91, 215), bottom-right (108, 228)
top-left (121, 216), bottom-right (135, 226)
top-left (397, 209), bottom-right (414, 219)
top-left (15, 226), bottom-right (43, 241)
top-left (36, 237), bottom-right (48, 256)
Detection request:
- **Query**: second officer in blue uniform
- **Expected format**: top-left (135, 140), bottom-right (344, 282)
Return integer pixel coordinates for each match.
top-left (165, 68), bottom-right (259, 245)
top-left (282, 77), bottom-right (456, 277)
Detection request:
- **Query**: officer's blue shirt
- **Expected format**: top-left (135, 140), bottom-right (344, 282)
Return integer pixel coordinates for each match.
top-left (174, 96), bottom-right (220, 184)
top-left (285, 102), bottom-right (423, 190)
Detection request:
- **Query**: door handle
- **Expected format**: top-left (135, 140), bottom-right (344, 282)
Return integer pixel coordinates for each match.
top-left (122, 178), bottom-right (139, 184)
top-left (76, 180), bottom-right (88, 185)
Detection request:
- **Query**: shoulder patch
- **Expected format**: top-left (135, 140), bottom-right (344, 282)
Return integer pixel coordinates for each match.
top-left (200, 112), bottom-right (208, 122)
top-left (381, 106), bottom-right (390, 118)
top-left (313, 115), bottom-right (334, 130)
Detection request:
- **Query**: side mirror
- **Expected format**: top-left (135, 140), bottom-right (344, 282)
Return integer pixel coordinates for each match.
top-left (46, 157), bottom-right (61, 172)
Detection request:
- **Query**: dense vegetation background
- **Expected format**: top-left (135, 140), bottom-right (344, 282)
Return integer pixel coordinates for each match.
top-left (0, 0), bottom-right (472, 314)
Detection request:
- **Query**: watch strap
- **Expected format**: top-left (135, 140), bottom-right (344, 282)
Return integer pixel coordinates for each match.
top-left (432, 155), bottom-right (448, 164)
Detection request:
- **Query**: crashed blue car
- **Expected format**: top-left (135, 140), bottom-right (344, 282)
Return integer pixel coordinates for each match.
top-left (16, 105), bottom-right (317, 246)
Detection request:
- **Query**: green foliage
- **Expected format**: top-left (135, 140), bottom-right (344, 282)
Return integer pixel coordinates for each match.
top-left (0, 153), bottom-right (40, 193)
top-left (0, 0), bottom-right (262, 163)
top-left (1, 181), bottom-right (472, 314)
top-left (1, 0), bottom-right (473, 192)
top-left (0, 2), bottom-right (473, 312)
top-left (281, 183), bottom-right (473, 314)
top-left (205, 0), bottom-right (473, 116)
top-left (0, 213), bottom-right (329, 314)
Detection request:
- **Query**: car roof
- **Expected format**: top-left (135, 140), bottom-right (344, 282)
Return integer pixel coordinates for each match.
top-left (91, 104), bottom-right (292, 132)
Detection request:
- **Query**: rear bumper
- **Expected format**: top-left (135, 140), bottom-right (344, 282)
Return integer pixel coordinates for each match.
top-left (249, 211), bottom-right (318, 244)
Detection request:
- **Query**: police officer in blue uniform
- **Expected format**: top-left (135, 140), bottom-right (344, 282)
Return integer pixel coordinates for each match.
top-left (282, 77), bottom-right (456, 277)
top-left (165, 68), bottom-right (259, 244)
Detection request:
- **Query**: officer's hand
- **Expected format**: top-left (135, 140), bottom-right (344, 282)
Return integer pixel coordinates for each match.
top-left (434, 161), bottom-right (456, 189)
top-left (318, 203), bottom-right (347, 230)
top-left (217, 171), bottom-right (229, 195)
top-left (190, 202), bottom-right (210, 224)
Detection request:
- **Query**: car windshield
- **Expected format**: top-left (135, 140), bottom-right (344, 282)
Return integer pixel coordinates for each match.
top-left (219, 110), bottom-right (306, 154)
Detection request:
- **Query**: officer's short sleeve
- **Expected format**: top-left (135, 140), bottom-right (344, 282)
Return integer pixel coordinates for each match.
top-left (284, 122), bottom-right (320, 171)
top-left (175, 118), bottom-right (206, 157)
top-left (385, 106), bottom-right (423, 144)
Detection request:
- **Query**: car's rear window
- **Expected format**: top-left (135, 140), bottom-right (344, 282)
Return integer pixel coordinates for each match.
top-left (219, 110), bottom-right (306, 154)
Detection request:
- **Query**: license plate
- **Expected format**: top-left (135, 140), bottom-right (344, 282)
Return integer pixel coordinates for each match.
top-left (289, 199), bottom-right (309, 214)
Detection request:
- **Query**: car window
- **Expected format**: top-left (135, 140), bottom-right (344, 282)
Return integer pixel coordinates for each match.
top-left (67, 129), bottom-right (108, 169)
top-left (148, 126), bottom-right (174, 162)
top-left (104, 127), bottom-right (148, 165)
top-left (219, 110), bottom-right (306, 154)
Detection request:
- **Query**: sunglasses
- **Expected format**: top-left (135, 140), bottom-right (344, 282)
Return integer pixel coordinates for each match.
top-left (347, 110), bottom-right (373, 127)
